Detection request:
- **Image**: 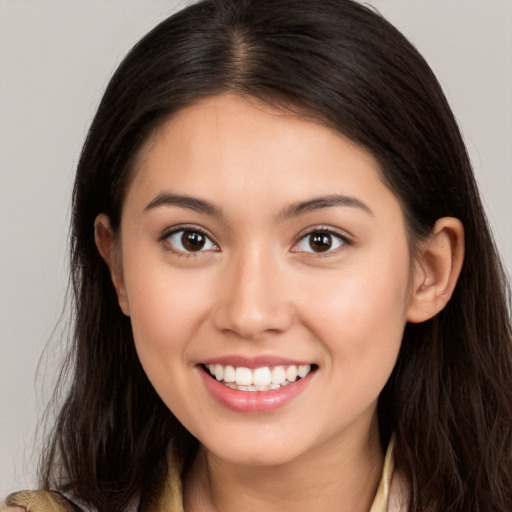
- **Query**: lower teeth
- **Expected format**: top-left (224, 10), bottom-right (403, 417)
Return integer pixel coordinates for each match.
top-left (222, 380), bottom-right (297, 392)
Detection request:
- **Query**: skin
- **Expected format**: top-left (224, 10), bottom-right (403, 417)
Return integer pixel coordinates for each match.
top-left (95, 94), bottom-right (464, 512)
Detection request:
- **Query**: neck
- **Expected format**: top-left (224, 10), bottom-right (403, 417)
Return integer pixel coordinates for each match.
top-left (183, 416), bottom-right (384, 512)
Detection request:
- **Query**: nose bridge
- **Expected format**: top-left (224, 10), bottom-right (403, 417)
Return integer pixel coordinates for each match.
top-left (213, 243), bottom-right (292, 338)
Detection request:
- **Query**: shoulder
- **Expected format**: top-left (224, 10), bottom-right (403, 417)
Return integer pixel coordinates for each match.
top-left (3, 491), bottom-right (84, 512)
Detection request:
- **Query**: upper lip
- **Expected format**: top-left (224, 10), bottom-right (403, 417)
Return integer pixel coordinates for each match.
top-left (200, 355), bottom-right (315, 369)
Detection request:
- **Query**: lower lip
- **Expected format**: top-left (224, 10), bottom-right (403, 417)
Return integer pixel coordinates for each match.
top-left (199, 368), bottom-right (314, 413)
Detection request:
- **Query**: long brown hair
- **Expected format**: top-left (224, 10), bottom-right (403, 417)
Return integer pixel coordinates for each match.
top-left (40, 1), bottom-right (512, 510)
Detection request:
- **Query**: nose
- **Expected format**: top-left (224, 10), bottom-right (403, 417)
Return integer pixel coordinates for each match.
top-left (212, 247), bottom-right (294, 340)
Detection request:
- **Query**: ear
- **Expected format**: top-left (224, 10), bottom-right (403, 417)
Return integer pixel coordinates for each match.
top-left (407, 217), bottom-right (464, 323)
top-left (94, 214), bottom-right (130, 316)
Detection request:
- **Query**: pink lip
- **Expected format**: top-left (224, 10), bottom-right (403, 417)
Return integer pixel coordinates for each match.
top-left (199, 366), bottom-right (315, 413)
top-left (201, 355), bottom-right (312, 369)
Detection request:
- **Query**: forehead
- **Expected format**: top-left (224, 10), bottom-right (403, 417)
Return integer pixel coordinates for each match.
top-left (136, 94), bottom-right (363, 173)
top-left (124, 93), bottom-right (399, 221)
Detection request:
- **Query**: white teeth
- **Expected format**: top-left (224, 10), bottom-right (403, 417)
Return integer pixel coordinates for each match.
top-left (205, 363), bottom-right (313, 390)
top-left (223, 365), bottom-right (235, 383)
top-left (235, 367), bottom-right (253, 386)
top-left (271, 366), bottom-right (286, 385)
top-left (286, 365), bottom-right (298, 382)
top-left (298, 364), bottom-right (310, 378)
top-left (214, 364), bottom-right (224, 381)
top-left (253, 367), bottom-right (271, 386)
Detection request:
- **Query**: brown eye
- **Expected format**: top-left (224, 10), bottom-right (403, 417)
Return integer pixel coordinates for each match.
top-left (295, 231), bottom-right (345, 253)
top-left (182, 231), bottom-right (206, 251)
top-left (167, 229), bottom-right (216, 253)
top-left (309, 233), bottom-right (333, 252)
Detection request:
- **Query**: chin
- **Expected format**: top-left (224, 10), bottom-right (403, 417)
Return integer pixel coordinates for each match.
top-left (200, 429), bottom-right (314, 467)
top-left (212, 446), bottom-right (301, 467)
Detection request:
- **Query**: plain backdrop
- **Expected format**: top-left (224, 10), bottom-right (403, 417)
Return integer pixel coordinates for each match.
top-left (1, 0), bottom-right (511, 497)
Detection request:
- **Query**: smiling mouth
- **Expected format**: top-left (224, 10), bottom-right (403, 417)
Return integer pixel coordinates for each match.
top-left (202, 363), bottom-right (317, 392)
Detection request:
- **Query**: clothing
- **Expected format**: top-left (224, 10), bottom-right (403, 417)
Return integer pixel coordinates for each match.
top-left (6, 441), bottom-right (406, 511)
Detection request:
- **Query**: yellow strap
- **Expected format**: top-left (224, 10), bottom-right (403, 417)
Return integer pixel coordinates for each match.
top-left (369, 436), bottom-right (394, 512)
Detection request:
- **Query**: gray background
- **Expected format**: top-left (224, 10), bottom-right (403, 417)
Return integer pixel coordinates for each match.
top-left (1, 0), bottom-right (511, 497)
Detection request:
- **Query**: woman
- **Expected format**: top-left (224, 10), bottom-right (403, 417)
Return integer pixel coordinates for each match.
top-left (5, 0), bottom-right (512, 510)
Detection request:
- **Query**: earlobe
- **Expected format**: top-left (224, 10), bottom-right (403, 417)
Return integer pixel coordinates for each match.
top-left (407, 217), bottom-right (464, 323)
top-left (94, 214), bottom-right (130, 316)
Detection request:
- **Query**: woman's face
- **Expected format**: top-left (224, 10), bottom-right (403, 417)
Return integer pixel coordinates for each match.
top-left (112, 94), bottom-right (417, 466)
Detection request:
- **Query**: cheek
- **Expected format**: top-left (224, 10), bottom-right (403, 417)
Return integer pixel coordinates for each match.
top-left (121, 252), bottom-right (213, 367)
top-left (312, 278), bottom-right (406, 370)
top-left (307, 250), bottom-right (410, 334)
top-left (320, 299), bottom-right (403, 428)
top-left (122, 260), bottom-right (216, 418)
top-left (303, 246), bottom-right (411, 393)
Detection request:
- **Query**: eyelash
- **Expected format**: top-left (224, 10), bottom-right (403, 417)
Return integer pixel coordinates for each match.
top-left (159, 225), bottom-right (351, 256)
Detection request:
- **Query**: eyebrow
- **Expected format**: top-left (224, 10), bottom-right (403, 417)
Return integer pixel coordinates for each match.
top-left (144, 193), bottom-right (222, 217)
top-left (279, 194), bottom-right (374, 219)
top-left (144, 192), bottom-right (373, 219)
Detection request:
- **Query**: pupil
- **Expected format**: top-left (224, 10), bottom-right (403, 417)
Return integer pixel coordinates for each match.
top-left (310, 233), bottom-right (332, 252)
top-left (182, 231), bottom-right (205, 251)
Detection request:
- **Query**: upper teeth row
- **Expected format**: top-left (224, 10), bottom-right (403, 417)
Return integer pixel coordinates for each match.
top-left (207, 364), bottom-right (311, 387)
